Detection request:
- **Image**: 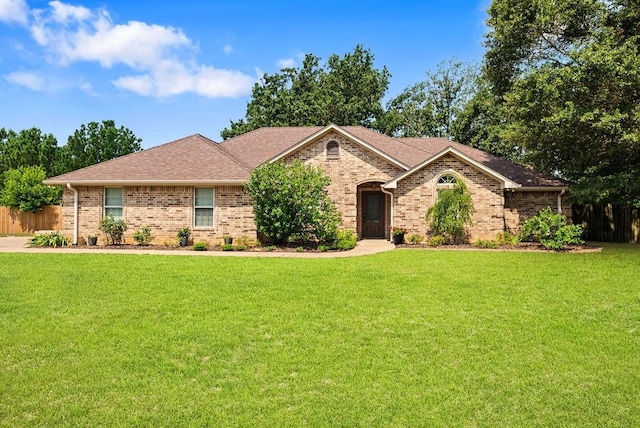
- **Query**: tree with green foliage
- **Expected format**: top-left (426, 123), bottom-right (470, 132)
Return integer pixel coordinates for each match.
top-left (425, 181), bottom-right (475, 244)
top-left (0, 127), bottom-right (59, 186)
top-left (245, 161), bottom-right (341, 244)
top-left (379, 60), bottom-right (478, 140)
top-left (57, 120), bottom-right (142, 173)
top-left (222, 45), bottom-right (390, 139)
top-left (483, 0), bottom-right (640, 206)
top-left (0, 166), bottom-right (62, 212)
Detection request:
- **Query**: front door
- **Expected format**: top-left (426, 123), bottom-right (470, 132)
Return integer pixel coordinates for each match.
top-left (361, 191), bottom-right (385, 238)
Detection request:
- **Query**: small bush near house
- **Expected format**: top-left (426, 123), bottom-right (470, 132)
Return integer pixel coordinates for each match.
top-left (407, 233), bottom-right (424, 245)
top-left (427, 235), bottom-right (447, 247)
top-left (496, 231), bottom-right (520, 246)
top-left (519, 207), bottom-right (584, 250)
top-left (234, 245), bottom-right (247, 251)
top-left (331, 230), bottom-right (358, 251)
top-left (221, 244), bottom-right (233, 251)
top-left (425, 181), bottom-right (474, 244)
top-left (30, 232), bottom-right (69, 247)
top-left (318, 245), bottom-right (329, 252)
top-left (193, 242), bottom-right (208, 251)
top-left (473, 239), bottom-right (500, 249)
top-left (99, 214), bottom-right (128, 245)
top-left (266, 245), bottom-right (275, 252)
top-left (235, 235), bottom-right (259, 249)
top-left (132, 226), bottom-right (153, 246)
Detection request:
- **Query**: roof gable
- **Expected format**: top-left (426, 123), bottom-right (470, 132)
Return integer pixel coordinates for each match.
top-left (45, 134), bottom-right (250, 185)
top-left (268, 124), bottom-right (410, 170)
top-left (383, 146), bottom-right (521, 190)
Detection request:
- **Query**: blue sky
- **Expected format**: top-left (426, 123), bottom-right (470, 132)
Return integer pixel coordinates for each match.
top-left (1, 0), bottom-right (490, 148)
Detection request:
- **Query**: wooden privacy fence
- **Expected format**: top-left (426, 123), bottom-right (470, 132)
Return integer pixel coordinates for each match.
top-left (0, 206), bottom-right (62, 234)
top-left (572, 204), bottom-right (640, 243)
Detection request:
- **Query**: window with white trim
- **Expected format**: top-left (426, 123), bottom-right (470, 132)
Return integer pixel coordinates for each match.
top-left (194, 187), bottom-right (214, 228)
top-left (436, 173), bottom-right (459, 190)
top-left (104, 188), bottom-right (123, 219)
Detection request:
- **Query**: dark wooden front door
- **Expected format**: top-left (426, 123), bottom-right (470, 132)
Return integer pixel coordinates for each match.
top-left (361, 191), bottom-right (385, 238)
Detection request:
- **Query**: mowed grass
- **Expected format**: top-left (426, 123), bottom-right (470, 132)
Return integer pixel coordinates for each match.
top-left (1, 245), bottom-right (639, 426)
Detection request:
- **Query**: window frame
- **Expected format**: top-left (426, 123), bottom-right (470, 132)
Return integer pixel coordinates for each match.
top-left (194, 187), bottom-right (215, 229)
top-left (436, 173), bottom-right (460, 191)
top-left (326, 140), bottom-right (340, 159)
top-left (104, 187), bottom-right (124, 219)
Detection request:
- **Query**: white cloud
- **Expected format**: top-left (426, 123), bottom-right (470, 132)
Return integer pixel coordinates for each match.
top-left (7, 0), bottom-right (255, 98)
top-left (276, 58), bottom-right (297, 69)
top-left (223, 44), bottom-right (233, 55)
top-left (49, 0), bottom-right (91, 23)
top-left (0, 0), bottom-right (28, 25)
top-left (4, 70), bottom-right (45, 90)
top-left (113, 61), bottom-right (255, 98)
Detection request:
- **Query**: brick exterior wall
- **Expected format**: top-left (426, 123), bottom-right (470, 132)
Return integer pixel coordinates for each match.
top-left (504, 191), bottom-right (571, 233)
top-left (284, 131), bottom-right (403, 239)
top-left (394, 154), bottom-right (505, 240)
top-left (58, 133), bottom-right (570, 245)
top-left (61, 185), bottom-right (255, 245)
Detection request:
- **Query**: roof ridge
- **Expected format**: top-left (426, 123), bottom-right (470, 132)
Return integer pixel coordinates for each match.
top-left (204, 138), bottom-right (252, 171)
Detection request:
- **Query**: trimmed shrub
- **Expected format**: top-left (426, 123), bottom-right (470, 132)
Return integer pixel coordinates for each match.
top-left (132, 226), bottom-right (153, 246)
top-left (193, 242), bottom-right (208, 251)
top-left (331, 229), bottom-right (358, 251)
top-left (99, 214), bottom-right (127, 245)
top-left (407, 233), bottom-right (424, 245)
top-left (496, 231), bottom-right (520, 246)
top-left (473, 239), bottom-right (500, 249)
top-left (427, 235), bottom-right (446, 247)
top-left (221, 244), bottom-right (233, 251)
top-left (519, 207), bottom-right (584, 250)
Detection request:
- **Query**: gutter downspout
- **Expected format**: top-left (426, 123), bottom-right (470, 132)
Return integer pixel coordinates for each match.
top-left (557, 189), bottom-right (566, 215)
top-left (380, 185), bottom-right (394, 242)
top-left (66, 183), bottom-right (78, 245)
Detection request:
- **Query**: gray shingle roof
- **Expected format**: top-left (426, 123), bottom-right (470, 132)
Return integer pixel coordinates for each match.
top-left (46, 134), bottom-right (250, 185)
top-left (46, 125), bottom-right (568, 188)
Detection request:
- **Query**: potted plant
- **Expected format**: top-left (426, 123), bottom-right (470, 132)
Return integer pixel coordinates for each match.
top-left (177, 227), bottom-right (191, 247)
top-left (223, 235), bottom-right (233, 245)
top-left (87, 235), bottom-right (97, 246)
top-left (391, 227), bottom-right (406, 245)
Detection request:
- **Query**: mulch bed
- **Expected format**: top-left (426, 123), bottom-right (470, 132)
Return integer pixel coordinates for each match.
top-left (395, 242), bottom-right (602, 252)
top-left (70, 242), bottom-right (340, 253)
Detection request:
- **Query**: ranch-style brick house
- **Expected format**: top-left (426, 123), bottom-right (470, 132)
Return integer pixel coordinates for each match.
top-left (45, 124), bottom-right (570, 245)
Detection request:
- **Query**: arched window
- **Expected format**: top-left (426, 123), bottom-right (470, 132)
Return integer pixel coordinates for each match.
top-left (436, 173), bottom-right (459, 190)
top-left (326, 140), bottom-right (339, 159)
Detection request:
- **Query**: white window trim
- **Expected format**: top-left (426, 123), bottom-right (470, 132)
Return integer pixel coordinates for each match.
top-left (104, 187), bottom-right (123, 219)
top-left (436, 172), bottom-right (461, 190)
top-left (194, 187), bottom-right (215, 229)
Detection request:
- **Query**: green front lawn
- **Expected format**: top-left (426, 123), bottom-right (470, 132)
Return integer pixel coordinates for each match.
top-left (1, 245), bottom-right (639, 426)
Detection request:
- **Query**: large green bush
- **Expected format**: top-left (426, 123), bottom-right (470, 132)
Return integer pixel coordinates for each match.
top-left (246, 161), bottom-right (341, 244)
top-left (0, 166), bottom-right (61, 212)
top-left (425, 181), bottom-right (475, 243)
top-left (519, 207), bottom-right (584, 250)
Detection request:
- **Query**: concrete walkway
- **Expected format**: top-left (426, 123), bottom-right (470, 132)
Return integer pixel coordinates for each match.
top-left (0, 236), bottom-right (395, 258)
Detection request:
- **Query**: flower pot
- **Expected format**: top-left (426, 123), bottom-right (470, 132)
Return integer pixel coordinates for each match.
top-left (392, 234), bottom-right (404, 245)
top-left (179, 236), bottom-right (189, 247)
top-left (88, 236), bottom-right (97, 246)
